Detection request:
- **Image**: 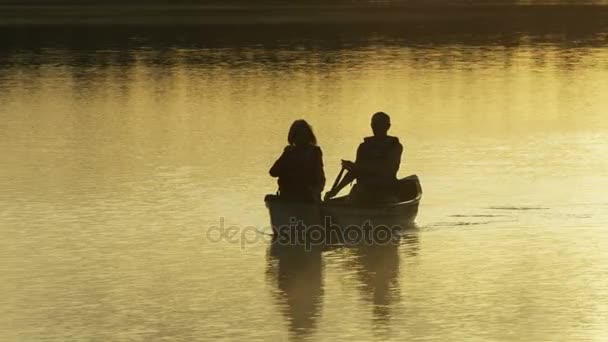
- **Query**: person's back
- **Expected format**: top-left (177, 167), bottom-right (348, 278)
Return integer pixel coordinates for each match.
top-left (355, 135), bottom-right (402, 189)
top-left (325, 112), bottom-right (403, 203)
top-left (270, 120), bottom-right (325, 202)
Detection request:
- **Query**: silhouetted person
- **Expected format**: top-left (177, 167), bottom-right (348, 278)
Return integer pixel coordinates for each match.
top-left (325, 112), bottom-right (403, 203)
top-left (270, 120), bottom-right (325, 202)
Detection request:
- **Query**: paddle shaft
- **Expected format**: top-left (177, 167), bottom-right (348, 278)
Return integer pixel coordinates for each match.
top-left (329, 167), bottom-right (346, 194)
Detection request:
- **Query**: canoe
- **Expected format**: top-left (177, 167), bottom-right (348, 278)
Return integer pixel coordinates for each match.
top-left (265, 175), bottom-right (422, 234)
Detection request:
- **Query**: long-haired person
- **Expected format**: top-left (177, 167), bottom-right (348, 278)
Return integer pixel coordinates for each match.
top-left (270, 120), bottom-right (325, 202)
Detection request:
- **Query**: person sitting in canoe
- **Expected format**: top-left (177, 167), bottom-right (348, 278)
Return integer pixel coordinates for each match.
top-left (270, 120), bottom-right (326, 202)
top-left (324, 112), bottom-right (403, 203)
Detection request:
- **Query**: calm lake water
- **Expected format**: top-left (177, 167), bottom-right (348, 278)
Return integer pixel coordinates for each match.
top-left (1, 20), bottom-right (608, 341)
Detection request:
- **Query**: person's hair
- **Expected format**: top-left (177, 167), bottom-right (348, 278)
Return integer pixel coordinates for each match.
top-left (288, 119), bottom-right (317, 146)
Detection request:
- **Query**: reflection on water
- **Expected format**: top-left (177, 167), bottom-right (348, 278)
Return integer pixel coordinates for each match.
top-left (349, 234), bottom-right (418, 334)
top-left (1, 24), bottom-right (608, 341)
top-left (349, 235), bottom-right (407, 326)
top-left (266, 244), bottom-right (324, 339)
top-left (266, 233), bottom-right (419, 339)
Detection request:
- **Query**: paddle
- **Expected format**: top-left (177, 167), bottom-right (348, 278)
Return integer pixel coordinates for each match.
top-left (324, 166), bottom-right (345, 201)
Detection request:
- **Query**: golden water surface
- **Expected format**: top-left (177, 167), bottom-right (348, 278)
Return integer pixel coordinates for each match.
top-left (1, 27), bottom-right (608, 341)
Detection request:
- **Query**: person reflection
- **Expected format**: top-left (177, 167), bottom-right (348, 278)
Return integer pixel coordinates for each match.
top-left (270, 120), bottom-right (325, 203)
top-left (266, 243), bottom-right (324, 339)
top-left (350, 232), bottom-right (419, 329)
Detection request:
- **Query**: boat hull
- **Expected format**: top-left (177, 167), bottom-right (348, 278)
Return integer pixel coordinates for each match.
top-left (321, 198), bottom-right (419, 228)
top-left (265, 175), bottom-right (422, 232)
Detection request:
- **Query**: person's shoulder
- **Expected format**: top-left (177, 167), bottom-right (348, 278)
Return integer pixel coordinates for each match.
top-left (312, 145), bottom-right (323, 155)
top-left (291, 144), bottom-right (322, 155)
top-left (363, 136), bottom-right (401, 145)
top-left (387, 136), bottom-right (402, 146)
top-left (388, 136), bottom-right (403, 152)
top-left (358, 137), bottom-right (372, 152)
top-left (362, 136), bottom-right (375, 146)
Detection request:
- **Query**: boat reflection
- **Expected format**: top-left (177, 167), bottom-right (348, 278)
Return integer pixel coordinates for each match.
top-left (266, 242), bottom-right (324, 340)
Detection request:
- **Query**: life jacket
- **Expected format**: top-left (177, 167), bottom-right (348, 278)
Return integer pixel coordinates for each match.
top-left (356, 136), bottom-right (402, 188)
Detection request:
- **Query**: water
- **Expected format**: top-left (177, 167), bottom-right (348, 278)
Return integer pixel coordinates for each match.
top-left (1, 18), bottom-right (608, 341)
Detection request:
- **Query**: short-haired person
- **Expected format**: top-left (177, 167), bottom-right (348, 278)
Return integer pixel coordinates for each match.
top-left (325, 112), bottom-right (403, 203)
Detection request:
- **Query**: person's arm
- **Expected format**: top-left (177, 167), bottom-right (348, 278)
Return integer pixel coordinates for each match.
top-left (352, 143), bottom-right (377, 178)
top-left (323, 170), bottom-right (355, 201)
top-left (269, 147), bottom-right (289, 178)
top-left (388, 142), bottom-right (403, 176)
top-left (312, 147), bottom-right (326, 191)
top-left (323, 146), bottom-right (360, 200)
top-left (335, 170), bottom-right (355, 191)
top-left (318, 148), bottom-right (326, 191)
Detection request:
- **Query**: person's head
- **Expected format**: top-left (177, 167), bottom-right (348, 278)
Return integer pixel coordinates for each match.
top-left (288, 119), bottom-right (317, 146)
top-left (371, 112), bottom-right (391, 137)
